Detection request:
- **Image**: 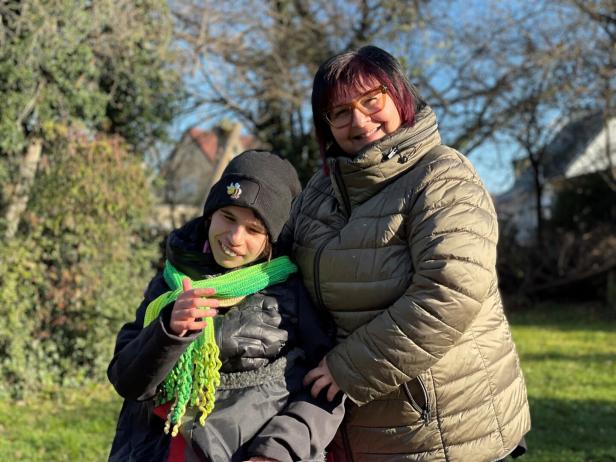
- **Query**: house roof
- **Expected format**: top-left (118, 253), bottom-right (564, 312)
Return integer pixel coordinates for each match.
top-left (188, 127), bottom-right (218, 163)
top-left (496, 112), bottom-right (610, 203)
top-left (187, 127), bottom-right (259, 164)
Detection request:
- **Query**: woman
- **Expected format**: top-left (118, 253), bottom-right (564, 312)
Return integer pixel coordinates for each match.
top-left (286, 46), bottom-right (530, 461)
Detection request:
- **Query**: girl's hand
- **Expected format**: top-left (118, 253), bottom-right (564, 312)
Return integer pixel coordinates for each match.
top-left (303, 357), bottom-right (341, 402)
top-left (170, 278), bottom-right (219, 336)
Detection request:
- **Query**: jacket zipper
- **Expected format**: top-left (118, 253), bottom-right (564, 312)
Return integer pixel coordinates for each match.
top-left (382, 125), bottom-right (439, 162)
top-left (402, 378), bottom-right (431, 424)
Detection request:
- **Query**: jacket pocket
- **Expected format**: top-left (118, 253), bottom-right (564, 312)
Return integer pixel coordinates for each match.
top-left (402, 376), bottom-right (431, 424)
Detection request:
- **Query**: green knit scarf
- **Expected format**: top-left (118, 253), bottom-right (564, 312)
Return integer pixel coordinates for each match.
top-left (143, 256), bottom-right (297, 436)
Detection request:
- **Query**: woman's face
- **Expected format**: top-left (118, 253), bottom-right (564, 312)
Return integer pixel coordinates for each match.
top-left (208, 205), bottom-right (268, 268)
top-left (328, 79), bottom-right (402, 155)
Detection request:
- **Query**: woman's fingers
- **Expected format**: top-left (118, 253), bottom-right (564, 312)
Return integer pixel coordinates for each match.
top-left (326, 382), bottom-right (340, 402)
top-left (304, 358), bottom-right (341, 401)
top-left (303, 366), bottom-right (322, 386)
top-left (304, 357), bottom-right (330, 384)
top-left (310, 375), bottom-right (332, 399)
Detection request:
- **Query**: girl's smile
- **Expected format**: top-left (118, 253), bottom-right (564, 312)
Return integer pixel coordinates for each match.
top-left (208, 205), bottom-right (268, 268)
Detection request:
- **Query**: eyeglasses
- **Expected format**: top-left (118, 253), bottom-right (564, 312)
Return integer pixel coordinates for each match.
top-left (324, 85), bottom-right (388, 128)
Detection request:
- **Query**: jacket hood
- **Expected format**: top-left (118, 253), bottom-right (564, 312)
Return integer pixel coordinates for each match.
top-left (328, 105), bottom-right (441, 207)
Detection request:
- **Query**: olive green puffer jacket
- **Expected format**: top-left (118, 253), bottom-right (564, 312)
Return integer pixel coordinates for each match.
top-left (287, 106), bottom-right (530, 461)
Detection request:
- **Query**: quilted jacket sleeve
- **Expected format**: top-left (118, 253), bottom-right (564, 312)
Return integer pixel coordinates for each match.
top-left (326, 150), bottom-right (499, 406)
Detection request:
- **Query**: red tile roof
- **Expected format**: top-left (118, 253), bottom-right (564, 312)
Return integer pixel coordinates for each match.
top-left (188, 128), bottom-right (218, 163)
top-left (187, 127), bottom-right (259, 164)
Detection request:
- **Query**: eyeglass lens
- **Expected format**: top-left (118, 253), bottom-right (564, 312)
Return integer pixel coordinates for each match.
top-left (327, 86), bottom-right (386, 128)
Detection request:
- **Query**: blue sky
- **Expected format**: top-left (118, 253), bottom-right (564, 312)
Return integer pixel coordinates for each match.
top-left (169, 0), bottom-right (548, 196)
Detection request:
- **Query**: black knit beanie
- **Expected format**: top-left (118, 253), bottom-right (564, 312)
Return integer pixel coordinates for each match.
top-left (202, 150), bottom-right (301, 243)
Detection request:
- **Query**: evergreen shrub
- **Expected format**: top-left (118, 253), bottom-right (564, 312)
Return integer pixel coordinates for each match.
top-left (0, 129), bottom-right (159, 397)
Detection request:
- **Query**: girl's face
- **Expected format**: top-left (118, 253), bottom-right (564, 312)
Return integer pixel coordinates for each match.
top-left (328, 79), bottom-right (402, 155)
top-left (208, 205), bottom-right (268, 268)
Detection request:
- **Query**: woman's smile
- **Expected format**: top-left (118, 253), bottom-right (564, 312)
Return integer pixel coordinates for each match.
top-left (330, 81), bottom-right (401, 155)
top-left (352, 124), bottom-right (382, 140)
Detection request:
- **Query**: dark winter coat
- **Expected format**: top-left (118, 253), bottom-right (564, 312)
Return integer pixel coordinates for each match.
top-left (285, 106), bottom-right (531, 461)
top-left (108, 217), bottom-right (343, 462)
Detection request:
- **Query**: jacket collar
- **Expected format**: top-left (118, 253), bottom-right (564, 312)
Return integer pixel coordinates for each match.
top-left (166, 216), bottom-right (221, 280)
top-left (327, 105), bottom-right (441, 208)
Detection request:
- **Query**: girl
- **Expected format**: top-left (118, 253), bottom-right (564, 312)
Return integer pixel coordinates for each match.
top-left (108, 150), bottom-right (343, 462)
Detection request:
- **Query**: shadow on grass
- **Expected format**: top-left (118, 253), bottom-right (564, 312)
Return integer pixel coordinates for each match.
top-left (526, 397), bottom-right (616, 461)
top-left (522, 352), bottom-right (616, 362)
top-left (506, 301), bottom-right (616, 331)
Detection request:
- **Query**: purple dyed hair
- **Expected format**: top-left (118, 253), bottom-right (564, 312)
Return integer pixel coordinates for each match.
top-left (311, 45), bottom-right (426, 160)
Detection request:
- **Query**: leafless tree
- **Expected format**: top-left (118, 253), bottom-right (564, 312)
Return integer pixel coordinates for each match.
top-left (418, 1), bottom-right (614, 237)
top-left (172, 0), bottom-right (614, 193)
top-left (171, 0), bottom-right (428, 181)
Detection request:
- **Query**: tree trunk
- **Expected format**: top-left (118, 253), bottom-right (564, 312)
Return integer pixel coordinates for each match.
top-left (528, 151), bottom-right (544, 247)
top-left (3, 138), bottom-right (43, 239)
top-left (201, 123), bottom-right (242, 209)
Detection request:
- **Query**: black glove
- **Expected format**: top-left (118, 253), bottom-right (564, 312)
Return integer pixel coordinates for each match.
top-left (214, 295), bottom-right (288, 373)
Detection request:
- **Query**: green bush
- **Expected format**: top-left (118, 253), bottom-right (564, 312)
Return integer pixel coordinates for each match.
top-left (0, 130), bottom-right (159, 397)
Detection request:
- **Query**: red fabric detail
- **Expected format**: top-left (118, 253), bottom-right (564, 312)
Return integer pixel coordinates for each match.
top-left (153, 402), bottom-right (187, 462)
top-left (153, 402), bottom-right (171, 420)
top-left (325, 436), bottom-right (349, 462)
top-left (167, 434), bottom-right (187, 462)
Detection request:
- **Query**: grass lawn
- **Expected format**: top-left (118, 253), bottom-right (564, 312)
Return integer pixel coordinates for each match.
top-left (507, 301), bottom-right (616, 462)
top-left (1, 301), bottom-right (615, 461)
top-left (0, 382), bottom-right (122, 461)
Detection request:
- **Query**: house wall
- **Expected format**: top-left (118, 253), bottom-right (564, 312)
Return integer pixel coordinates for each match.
top-left (151, 203), bottom-right (201, 232)
top-left (566, 118), bottom-right (616, 178)
top-left (165, 135), bottom-right (215, 206)
top-left (496, 116), bottom-right (616, 245)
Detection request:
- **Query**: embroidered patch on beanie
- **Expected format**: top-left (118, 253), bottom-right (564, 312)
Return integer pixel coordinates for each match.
top-left (226, 182), bottom-right (242, 199)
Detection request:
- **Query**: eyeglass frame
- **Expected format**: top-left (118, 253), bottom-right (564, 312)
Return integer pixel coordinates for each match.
top-left (323, 84), bottom-right (389, 128)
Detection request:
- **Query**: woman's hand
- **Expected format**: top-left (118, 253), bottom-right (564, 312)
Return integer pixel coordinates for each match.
top-left (170, 278), bottom-right (219, 336)
top-left (303, 357), bottom-right (340, 402)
